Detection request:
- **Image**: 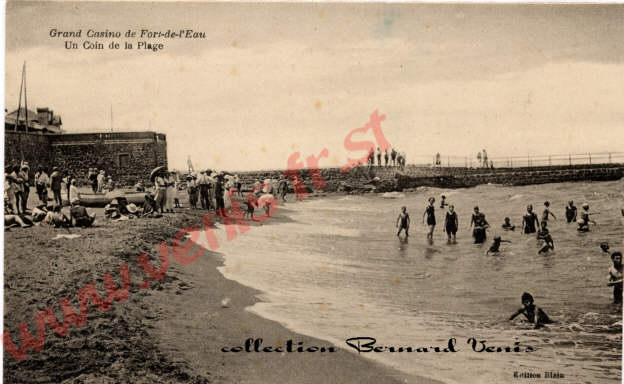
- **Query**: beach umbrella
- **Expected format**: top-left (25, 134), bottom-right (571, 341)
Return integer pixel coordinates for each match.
top-left (150, 166), bottom-right (166, 181)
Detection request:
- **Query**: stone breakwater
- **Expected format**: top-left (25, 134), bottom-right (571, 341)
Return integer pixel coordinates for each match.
top-left (236, 163), bottom-right (624, 194)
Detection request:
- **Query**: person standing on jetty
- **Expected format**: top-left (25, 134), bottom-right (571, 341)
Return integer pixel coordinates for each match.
top-left (376, 147), bottom-right (382, 166)
top-left (396, 206), bottom-right (410, 238)
top-left (423, 197), bottom-right (436, 240)
top-left (541, 201), bottom-right (557, 226)
top-left (391, 148), bottom-right (397, 166)
top-left (565, 200), bottom-right (577, 223)
top-left (470, 206), bottom-right (489, 243)
top-left (384, 149), bottom-right (389, 166)
top-left (522, 204), bottom-right (540, 234)
top-left (444, 204), bottom-right (458, 242)
top-left (607, 252), bottom-right (623, 304)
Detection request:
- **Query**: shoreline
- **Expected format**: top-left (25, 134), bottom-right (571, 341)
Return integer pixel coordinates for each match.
top-left (3, 204), bottom-right (437, 383)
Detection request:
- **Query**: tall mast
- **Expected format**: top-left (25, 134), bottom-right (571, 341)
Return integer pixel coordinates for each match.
top-left (23, 62), bottom-right (28, 134)
top-left (15, 62), bottom-right (24, 132)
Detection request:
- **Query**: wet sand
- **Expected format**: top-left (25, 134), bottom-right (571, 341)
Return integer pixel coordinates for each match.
top-left (4, 199), bottom-right (435, 383)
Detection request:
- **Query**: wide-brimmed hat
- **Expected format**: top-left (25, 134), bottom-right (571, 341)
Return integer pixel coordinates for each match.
top-left (126, 203), bottom-right (139, 214)
top-left (110, 198), bottom-right (120, 206)
top-left (70, 198), bottom-right (80, 205)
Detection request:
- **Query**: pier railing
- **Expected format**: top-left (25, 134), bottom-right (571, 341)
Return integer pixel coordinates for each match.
top-left (421, 152), bottom-right (624, 169)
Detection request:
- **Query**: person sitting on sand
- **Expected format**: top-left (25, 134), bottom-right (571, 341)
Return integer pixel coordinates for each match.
top-left (502, 217), bottom-right (515, 231)
top-left (423, 197), bottom-right (436, 240)
top-left (4, 214), bottom-right (33, 229)
top-left (541, 201), bottom-right (556, 227)
top-left (565, 200), bottom-right (577, 223)
top-left (509, 292), bottom-right (553, 329)
top-left (577, 203), bottom-right (596, 232)
top-left (69, 201), bottom-right (96, 228)
top-left (522, 204), bottom-right (539, 234)
top-left (141, 193), bottom-right (161, 218)
top-left (396, 206), bottom-right (410, 238)
top-left (444, 205), bottom-right (458, 242)
top-left (537, 222), bottom-right (555, 253)
top-left (486, 236), bottom-right (510, 254)
top-left (470, 206), bottom-right (489, 244)
top-left (607, 252), bottom-right (623, 304)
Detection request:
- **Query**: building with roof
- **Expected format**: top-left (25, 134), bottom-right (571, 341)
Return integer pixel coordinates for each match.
top-left (5, 107), bottom-right (63, 133)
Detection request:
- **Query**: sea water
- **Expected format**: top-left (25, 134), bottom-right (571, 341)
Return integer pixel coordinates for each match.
top-left (203, 180), bottom-right (623, 384)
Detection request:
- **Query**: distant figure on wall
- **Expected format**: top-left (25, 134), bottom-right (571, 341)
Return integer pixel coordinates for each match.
top-left (391, 148), bottom-right (397, 166)
top-left (435, 153), bottom-right (441, 166)
top-left (384, 149), bottom-right (389, 166)
top-left (97, 170), bottom-right (105, 192)
top-left (377, 147), bottom-right (382, 166)
top-left (482, 149), bottom-right (488, 168)
top-left (476, 151), bottom-right (482, 168)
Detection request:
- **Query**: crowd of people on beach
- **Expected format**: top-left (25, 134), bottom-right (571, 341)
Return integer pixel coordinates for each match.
top-left (395, 195), bottom-right (623, 327)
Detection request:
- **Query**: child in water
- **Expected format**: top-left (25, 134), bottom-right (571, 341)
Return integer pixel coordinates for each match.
top-left (423, 197), bottom-right (436, 240)
top-left (607, 252), bottom-right (622, 304)
top-left (444, 205), bottom-right (458, 242)
top-left (541, 201), bottom-right (557, 226)
top-left (565, 200), bottom-right (577, 223)
top-left (537, 221), bottom-right (555, 253)
top-left (502, 217), bottom-right (515, 231)
top-left (509, 292), bottom-right (553, 329)
top-left (396, 206), bottom-right (410, 238)
top-left (440, 195), bottom-right (448, 209)
top-left (486, 236), bottom-right (510, 254)
top-left (577, 203), bottom-right (596, 232)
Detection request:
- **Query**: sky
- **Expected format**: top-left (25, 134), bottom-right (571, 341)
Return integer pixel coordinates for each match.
top-left (5, 2), bottom-right (624, 171)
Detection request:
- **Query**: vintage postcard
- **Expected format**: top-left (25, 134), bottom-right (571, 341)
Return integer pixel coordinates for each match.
top-left (3, 2), bottom-right (623, 383)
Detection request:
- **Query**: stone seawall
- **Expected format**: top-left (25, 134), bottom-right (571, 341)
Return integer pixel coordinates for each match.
top-left (236, 163), bottom-right (623, 193)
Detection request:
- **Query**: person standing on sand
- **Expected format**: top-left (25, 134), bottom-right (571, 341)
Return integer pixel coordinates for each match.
top-left (97, 170), bottom-right (105, 193)
top-left (278, 174), bottom-right (288, 202)
top-left (214, 174), bottom-right (226, 216)
top-left (522, 204), bottom-right (539, 234)
top-left (423, 197), bottom-right (436, 240)
top-left (154, 172), bottom-right (167, 213)
top-left (197, 171), bottom-right (209, 209)
top-left (444, 204), bottom-right (458, 242)
top-left (34, 166), bottom-right (49, 204)
top-left (50, 167), bottom-right (63, 207)
top-left (396, 206), bottom-right (410, 238)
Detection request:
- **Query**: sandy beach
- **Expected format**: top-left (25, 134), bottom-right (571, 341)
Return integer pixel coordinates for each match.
top-left (3, 198), bottom-right (431, 383)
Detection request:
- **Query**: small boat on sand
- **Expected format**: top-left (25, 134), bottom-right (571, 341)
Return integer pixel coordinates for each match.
top-left (79, 190), bottom-right (146, 207)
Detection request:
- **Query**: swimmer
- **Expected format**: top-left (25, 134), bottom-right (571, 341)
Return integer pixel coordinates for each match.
top-left (444, 204), bottom-right (458, 242)
top-left (577, 203), bottom-right (596, 232)
top-left (522, 204), bottom-right (540, 234)
top-left (537, 222), bottom-right (555, 253)
top-left (470, 206), bottom-right (489, 244)
top-left (509, 292), bottom-right (554, 329)
top-left (396, 206), bottom-right (410, 238)
top-left (607, 252), bottom-right (623, 304)
top-left (486, 236), bottom-right (510, 254)
top-left (565, 200), bottom-right (577, 223)
top-left (541, 201), bottom-right (557, 226)
top-left (600, 242), bottom-right (610, 254)
top-left (502, 217), bottom-right (515, 231)
top-left (440, 195), bottom-right (448, 209)
top-left (423, 197), bottom-right (436, 240)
